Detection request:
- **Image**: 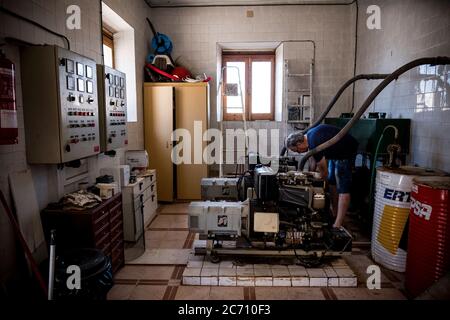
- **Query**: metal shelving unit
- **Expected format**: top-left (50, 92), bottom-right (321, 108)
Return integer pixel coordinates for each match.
top-left (285, 59), bottom-right (314, 128)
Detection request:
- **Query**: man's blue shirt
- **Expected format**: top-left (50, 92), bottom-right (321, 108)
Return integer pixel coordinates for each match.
top-left (306, 124), bottom-right (358, 162)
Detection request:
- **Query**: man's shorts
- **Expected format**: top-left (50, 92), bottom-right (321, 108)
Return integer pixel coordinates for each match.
top-left (327, 159), bottom-right (353, 194)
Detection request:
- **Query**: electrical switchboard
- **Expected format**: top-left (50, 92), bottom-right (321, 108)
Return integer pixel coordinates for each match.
top-left (20, 45), bottom-right (100, 164)
top-left (97, 65), bottom-right (128, 152)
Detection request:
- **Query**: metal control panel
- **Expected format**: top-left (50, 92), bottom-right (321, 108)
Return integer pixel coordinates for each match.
top-left (97, 65), bottom-right (128, 152)
top-left (21, 45), bottom-right (100, 164)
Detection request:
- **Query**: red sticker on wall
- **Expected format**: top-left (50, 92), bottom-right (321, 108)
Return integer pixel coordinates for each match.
top-left (94, 145), bottom-right (100, 152)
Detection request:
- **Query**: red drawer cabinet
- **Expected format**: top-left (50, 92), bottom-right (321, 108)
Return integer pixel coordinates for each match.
top-left (41, 193), bottom-right (125, 273)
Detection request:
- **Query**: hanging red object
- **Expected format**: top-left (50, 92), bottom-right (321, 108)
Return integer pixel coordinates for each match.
top-left (405, 176), bottom-right (450, 297)
top-left (145, 63), bottom-right (178, 81)
top-left (0, 50), bottom-right (18, 145)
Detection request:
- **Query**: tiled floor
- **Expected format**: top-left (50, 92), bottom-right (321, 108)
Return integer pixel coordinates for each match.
top-left (108, 202), bottom-right (408, 300)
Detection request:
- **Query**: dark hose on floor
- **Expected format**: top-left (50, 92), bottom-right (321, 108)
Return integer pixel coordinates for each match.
top-left (299, 56), bottom-right (450, 170)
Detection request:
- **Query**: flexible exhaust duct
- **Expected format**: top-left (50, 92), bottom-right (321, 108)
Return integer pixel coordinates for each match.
top-left (299, 56), bottom-right (450, 170)
top-left (280, 73), bottom-right (389, 156)
top-left (304, 73), bottom-right (389, 133)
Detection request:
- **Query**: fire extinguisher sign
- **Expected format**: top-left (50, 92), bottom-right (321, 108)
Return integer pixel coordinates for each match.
top-left (0, 109), bottom-right (17, 129)
top-left (0, 66), bottom-right (17, 129)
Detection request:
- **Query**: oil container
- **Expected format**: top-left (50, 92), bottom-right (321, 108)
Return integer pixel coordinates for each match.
top-left (405, 176), bottom-right (450, 297)
top-left (371, 166), bottom-right (446, 272)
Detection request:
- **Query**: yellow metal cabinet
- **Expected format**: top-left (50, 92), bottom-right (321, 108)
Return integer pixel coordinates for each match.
top-left (144, 83), bottom-right (209, 201)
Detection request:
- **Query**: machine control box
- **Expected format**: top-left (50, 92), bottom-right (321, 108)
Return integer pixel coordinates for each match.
top-left (97, 65), bottom-right (128, 152)
top-left (201, 178), bottom-right (239, 201)
top-left (21, 45), bottom-right (100, 163)
top-left (188, 201), bottom-right (248, 236)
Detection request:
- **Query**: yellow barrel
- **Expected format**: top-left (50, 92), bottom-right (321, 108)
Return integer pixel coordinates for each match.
top-left (371, 166), bottom-right (446, 272)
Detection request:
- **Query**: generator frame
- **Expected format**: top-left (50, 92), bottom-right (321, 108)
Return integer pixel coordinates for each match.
top-left (194, 227), bottom-right (353, 263)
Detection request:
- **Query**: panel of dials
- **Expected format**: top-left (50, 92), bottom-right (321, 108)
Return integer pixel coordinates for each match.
top-left (21, 45), bottom-right (100, 164)
top-left (97, 65), bottom-right (128, 152)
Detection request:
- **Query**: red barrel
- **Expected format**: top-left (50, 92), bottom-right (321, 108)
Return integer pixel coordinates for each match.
top-left (405, 176), bottom-right (450, 297)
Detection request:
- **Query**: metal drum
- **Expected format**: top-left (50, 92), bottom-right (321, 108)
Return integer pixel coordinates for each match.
top-left (405, 176), bottom-right (450, 297)
top-left (371, 166), bottom-right (446, 272)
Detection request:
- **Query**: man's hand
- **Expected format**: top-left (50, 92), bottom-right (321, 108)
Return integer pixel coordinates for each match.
top-left (317, 157), bottom-right (328, 180)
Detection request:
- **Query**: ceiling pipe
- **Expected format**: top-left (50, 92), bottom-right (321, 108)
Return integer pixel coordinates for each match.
top-left (144, 0), bottom-right (356, 9)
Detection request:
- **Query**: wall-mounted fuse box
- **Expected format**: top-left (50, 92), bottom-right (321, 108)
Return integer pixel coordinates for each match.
top-left (97, 65), bottom-right (128, 152)
top-left (20, 45), bottom-right (100, 163)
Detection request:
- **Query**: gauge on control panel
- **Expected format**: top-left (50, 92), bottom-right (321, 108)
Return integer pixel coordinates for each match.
top-left (86, 65), bottom-right (93, 79)
top-left (76, 62), bottom-right (84, 76)
top-left (107, 73), bottom-right (113, 85)
top-left (86, 81), bottom-right (93, 94)
top-left (66, 59), bottom-right (74, 74)
top-left (77, 78), bottom-right (85, 92)
top-left (67, 76), bottom-right (75, 90)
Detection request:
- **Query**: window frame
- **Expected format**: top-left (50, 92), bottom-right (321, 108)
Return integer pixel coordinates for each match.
top-left (102, 27), bottom-right (115, 68)
top-left (222, 52), bottom-right (275, 121)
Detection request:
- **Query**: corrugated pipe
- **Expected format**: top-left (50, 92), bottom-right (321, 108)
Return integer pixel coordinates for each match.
top-left (304, 73), bottom-right (390, 133)
top-left (280, 73), bottom-right (389, 156)
top-left (299, 56), bottom-right (450, 170)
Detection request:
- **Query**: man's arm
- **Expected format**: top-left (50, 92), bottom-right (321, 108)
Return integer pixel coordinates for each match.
top-left (316, 157), bottom-right (328, 180)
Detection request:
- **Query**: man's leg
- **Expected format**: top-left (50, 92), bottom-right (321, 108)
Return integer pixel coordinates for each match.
top-left (333, 159), bottom-right (353, 229)
top-left (330, 185), bottom-right (338, 218)
top-left (334, 193), bottom-right (350, 228)
top-left (327, 160), bottom-right (338, 218)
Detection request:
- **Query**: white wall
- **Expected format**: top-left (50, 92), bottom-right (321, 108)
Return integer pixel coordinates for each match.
top-left (354, 0), bottom-right (450, 172)
top-left (150, 4), bottom-right (357, 173)
top-left (0, 0), bottom-right (151, 288)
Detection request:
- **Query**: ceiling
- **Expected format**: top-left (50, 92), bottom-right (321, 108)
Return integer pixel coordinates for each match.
top-left (146, 0), bottom-right (354, 8)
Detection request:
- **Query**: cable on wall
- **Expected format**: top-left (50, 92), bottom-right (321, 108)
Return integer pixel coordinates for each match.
top-left (0, 6), bottom-right (71, 50)
top-left (99, 0), bottom-right (105, 65)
